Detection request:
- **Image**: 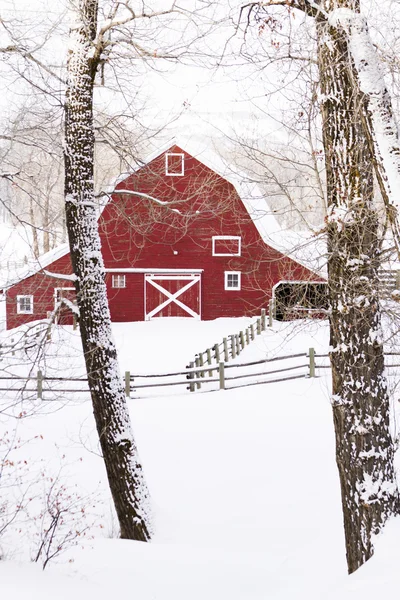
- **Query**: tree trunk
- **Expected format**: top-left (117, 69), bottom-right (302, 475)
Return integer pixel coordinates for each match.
top-left (29, 197), bottom-right (40, 258)
top-left (316, 0), bottom-right (399, 573)
top-left (64, 0), bottom-right (151, 541)
top-left (43, 194), bottom-right (50, 253)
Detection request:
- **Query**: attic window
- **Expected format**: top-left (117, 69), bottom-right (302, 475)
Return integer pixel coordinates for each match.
top-left (165, 153), bottom-right (184, 176)
top-left (212, 236), bottom-right (241, 257)
top-left (17, 295), bottom-right (33, 314)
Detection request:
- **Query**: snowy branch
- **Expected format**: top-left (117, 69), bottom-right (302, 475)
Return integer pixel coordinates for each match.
top-left (107, 190), bottom-right (182, 214)
top-left (240, 0), bottom-right (328, 20)
top-left (43, 270), bottom-right (77, 282)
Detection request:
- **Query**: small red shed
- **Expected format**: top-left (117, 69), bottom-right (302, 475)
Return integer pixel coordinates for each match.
top-left (5, 143), bottom-right (326, 329)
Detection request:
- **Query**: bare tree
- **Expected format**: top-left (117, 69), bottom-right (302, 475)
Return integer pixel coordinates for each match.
top-left (63, 0), bottom-right (154, 541)
top-left (241, 0), bottom-right (400, 573)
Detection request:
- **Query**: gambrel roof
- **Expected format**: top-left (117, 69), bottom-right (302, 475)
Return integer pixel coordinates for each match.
top-left (2, 142), bottom-right (327, 290)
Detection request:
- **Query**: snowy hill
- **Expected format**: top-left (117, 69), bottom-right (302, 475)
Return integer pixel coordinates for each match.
top-left (0, 318), bottom-right (399, 599)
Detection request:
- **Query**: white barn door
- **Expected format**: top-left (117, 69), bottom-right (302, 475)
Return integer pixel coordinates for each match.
top-left (144, 274), bottom-right (201, 320)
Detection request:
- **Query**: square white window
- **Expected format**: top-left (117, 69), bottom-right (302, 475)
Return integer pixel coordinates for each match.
top-left (212, 236), bottom-right (241, 257)
top-left (112, 275), bottom-right (126, 289)
top-left (225, 272), bottom-right (241, 291)
top-left (165, 153), bottom-right (184, 176)
top-left (17, 295), bottom-right (33, 314)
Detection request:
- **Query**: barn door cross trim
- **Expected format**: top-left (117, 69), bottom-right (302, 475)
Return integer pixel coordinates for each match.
top-left (145, 274), bottom-right (201, 319)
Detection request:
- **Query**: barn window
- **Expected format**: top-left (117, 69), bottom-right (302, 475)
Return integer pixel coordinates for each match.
top-left (212, 236), bottom-right (241, 257)
top-left (17, 295), bottom-right (34, 314)
top-left (165, 153), bottom-right (184, 176)
top-left (273, 282), bottom-right (328, 321)
top-left (112, 275), bottom-right (126, 288)
top-left (225, 271), bottom-right (241, 290)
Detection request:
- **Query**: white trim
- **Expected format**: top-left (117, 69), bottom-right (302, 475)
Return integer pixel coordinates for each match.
top-left (17, 294), bottom-right (34, 314)
top-left (165, 152), bottom-right (184, 176)
top-left (106, 268), bottom-right (203, 274)
top-left (145, 273), bottom-right (201, 320)
top-left (53, 287), bottom-right (76, 318)
top-left (54, 287), bottom-right (75, 294)
top-left (212, 236), bottom-right (241, 257)
top-left (224, 271), bottom-right (241, 291)
top-left (111, 274), bottom-right (126, 288)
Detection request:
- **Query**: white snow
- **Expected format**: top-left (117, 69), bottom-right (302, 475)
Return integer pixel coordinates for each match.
top-left (1, 316), bottom-right (399, 598)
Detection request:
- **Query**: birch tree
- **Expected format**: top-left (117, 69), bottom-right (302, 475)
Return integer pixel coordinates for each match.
top-left (241, 0), bottom-right (400, 572)
top-left (63, 0), bottom-right (156, 541)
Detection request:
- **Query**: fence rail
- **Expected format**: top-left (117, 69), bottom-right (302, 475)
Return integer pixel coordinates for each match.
top-left (0, 325), bottom-right (51, 358)
top-left (2, 348), bottom-right (400, 400)
top-left (186, 304), bottom-right (275, 381)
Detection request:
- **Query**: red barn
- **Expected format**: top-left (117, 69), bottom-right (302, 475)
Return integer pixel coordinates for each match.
top-left (5, 144), bottom-right (326, 330)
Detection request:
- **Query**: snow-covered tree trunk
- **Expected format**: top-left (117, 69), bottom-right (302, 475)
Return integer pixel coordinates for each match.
top-left (64, 0), bottom-right (151, 541)
top-left (329, 7), bottom-right (400, 255)
top-left (316, 0), bottom-right (399, 573)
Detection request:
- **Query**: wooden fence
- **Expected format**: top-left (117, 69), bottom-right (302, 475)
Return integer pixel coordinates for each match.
top-left (186, 304), bottom-right (274, 376)
top-left (0, 325), bottom-right (51, 358)
top-left (2, 349), bottom-right (400, 400)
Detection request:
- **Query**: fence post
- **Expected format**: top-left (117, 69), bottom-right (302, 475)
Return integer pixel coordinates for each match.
top-left (223, 337), bottom-right (229, 362)
top-left (188, 361), bottom-right (195, 392)
top-left (239, 330), bottom-right (245, 351)
top-left (269, 299), bottom-right (274, 327)
top-left (261, 309), bottom-right (266, 331)
top-left (245, 328), bottom-right (250, 345)
top-left (125, 371), bottom-right (131, 398)
top-left (309, 348), bottom-right (316, 378)
top-left (256, 318), bottom-right (261, 335)
top-left (199, 352), bottom-right (205, 378)
top-left (206, 348), bottom-right (213, 377)
top-left (235, 334), bottom-right (241, 355)
top-left (219, 362), bottom-right (225, 390)
top-left (230, 335), bottom-right (236, 359)
top-left (396, 270), bottom-right (400, 290)
top-left (37, 370), bottom-right (43, 400)
top-left (250, 324), bottom-right (255, 340)
top-left (195, 356), bottom-right (202, 389)
top-left (73, 314), bottom-right (78, 330)
top-left (214, 343), bottom-right (221, 363)
top-left (11, 338), bottom-right (15, 356)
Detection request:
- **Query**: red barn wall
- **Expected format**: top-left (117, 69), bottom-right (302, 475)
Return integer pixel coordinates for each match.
top-left (6, 145), bottom-right (323, 329)
top-left (6, 254), bottom-right (74, 330)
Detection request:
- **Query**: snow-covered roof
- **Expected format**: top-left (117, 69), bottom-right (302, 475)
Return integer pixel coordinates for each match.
top-left (1, 242), bottom-right (70, 289)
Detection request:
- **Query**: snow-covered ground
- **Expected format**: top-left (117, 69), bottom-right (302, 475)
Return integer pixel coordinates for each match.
top-left (0, 317), bottom-right (400, 599)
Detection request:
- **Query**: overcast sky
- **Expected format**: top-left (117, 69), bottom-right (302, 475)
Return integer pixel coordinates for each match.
top-left (0, 0), bottom-right (287, 151)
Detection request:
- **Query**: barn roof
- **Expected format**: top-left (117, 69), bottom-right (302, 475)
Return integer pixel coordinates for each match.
top-left (0, 242), bottom-right (70, 290)
top-left (101, 138), bottom-right (327, 275)
top-left (155, 139), bottom-right (327, 276)
top-left (3, 141), bottom-right (327, 289)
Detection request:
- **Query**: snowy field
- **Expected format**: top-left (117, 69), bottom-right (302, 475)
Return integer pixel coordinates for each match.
top-left (1, 317), bottom-right (400, 599)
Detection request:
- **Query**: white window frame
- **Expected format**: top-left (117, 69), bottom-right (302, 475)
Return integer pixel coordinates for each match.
top-left (224, 271), bottom-right (241, 291)
top-left (17, 295), bottom-right (34, 314)
top-left (112, 274), bottom-right (126, 289)
top-left (165, 153), bottom-right (184, 176)
top-left (212, 236), bottom-right (241, 257)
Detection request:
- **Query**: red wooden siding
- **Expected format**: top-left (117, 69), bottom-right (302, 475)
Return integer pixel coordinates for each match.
top-left (6, 145), bottom-right (323, 329)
